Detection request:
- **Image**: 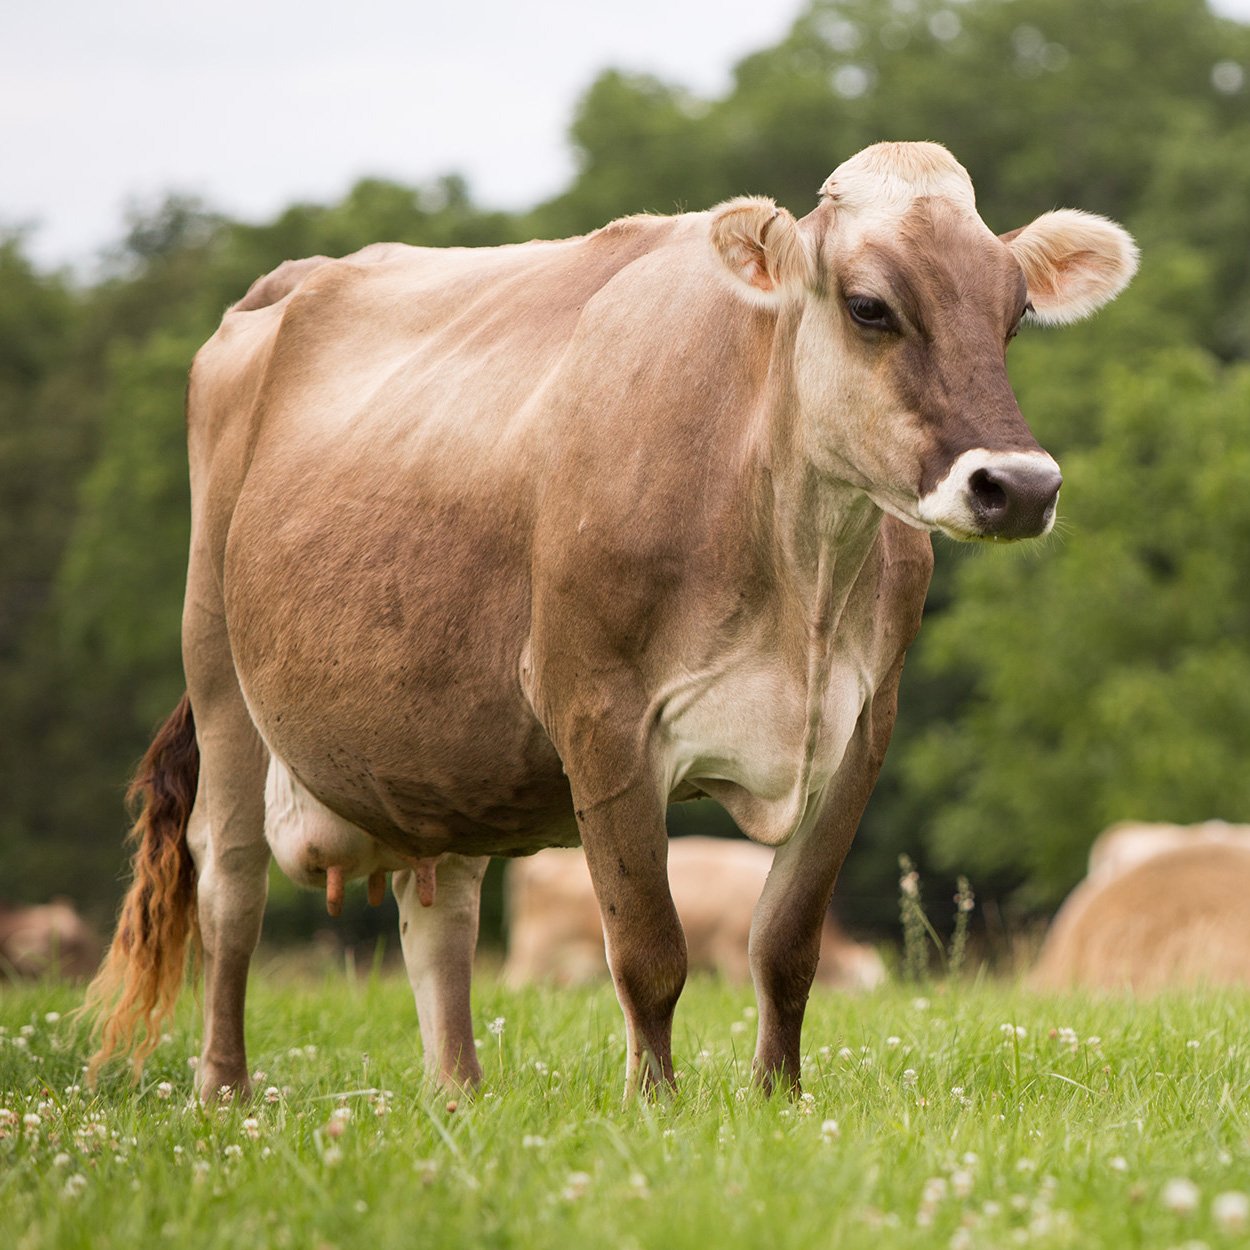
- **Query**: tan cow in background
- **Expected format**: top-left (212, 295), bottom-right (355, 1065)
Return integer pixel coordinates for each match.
top-left (1032, 822), bottom-right (1250, 991)
top-left (504, 837), bottom-right (886, 990)
top-left (0, 899), bottom-right (101, 980)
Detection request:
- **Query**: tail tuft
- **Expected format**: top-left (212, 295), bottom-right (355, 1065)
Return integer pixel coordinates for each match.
top-left (84, 693), bottom-right (200, 1082)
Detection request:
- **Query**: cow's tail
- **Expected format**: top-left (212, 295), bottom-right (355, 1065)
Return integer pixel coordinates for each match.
top-left (84, 693), bottom-right (200, 1082)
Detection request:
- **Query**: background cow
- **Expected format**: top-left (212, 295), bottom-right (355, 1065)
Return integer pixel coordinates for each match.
top-left (1032, 821), bottom-right (1250, 991)
top-left (0, 899), bottom-right (101, 980)
top-left (86, 141), bottom-right (1136, 1099)
top-left (503, 837), bottom-right (886, 990)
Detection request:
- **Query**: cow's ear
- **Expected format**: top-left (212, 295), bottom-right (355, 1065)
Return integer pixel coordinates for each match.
top-left (1003, 209), bottom-right (1139, 325)
top-left (710, 197), bottom-right (813, 304)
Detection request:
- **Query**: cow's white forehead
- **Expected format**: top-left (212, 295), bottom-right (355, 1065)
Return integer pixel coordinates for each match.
top-left (818, 141), bottom-right (978, 218)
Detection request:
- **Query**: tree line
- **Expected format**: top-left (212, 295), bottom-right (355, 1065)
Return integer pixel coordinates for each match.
top-left (3, 0), bottom-right (1248, 942)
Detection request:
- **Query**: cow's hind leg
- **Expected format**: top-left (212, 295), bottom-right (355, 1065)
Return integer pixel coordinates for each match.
top-left (186, 700), bottom-right (270, 1099)
top-left (394, 854), bottom-right (489, 1089)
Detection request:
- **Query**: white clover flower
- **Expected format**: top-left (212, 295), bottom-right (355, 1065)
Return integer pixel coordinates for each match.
top-left (1213, 1191), bottom-right (1250, 1233)
top-left (224, 1144), bottom-right (243, 1159)
top-left (886, 1036), bottom-right (901, 1048)
top-left (521, 1135), bottom-right (546, 1149)
top-left (487, 1017), bottom-right (506, 1037)
top-left (730, 1021), bottom-right (748, 1034)
top-left (264, 1086), bottom-right (281, 1104)
top-left (1162, 1177), bottom-right (1200, 1215)
top-left (23, 1113), bottom-right (41, 1130)
top-left (20, 1024), bottom-right (35, 1037)
top-left (561, 1171), bottom-right (592, 1201)
top-left (44, 1012), bottom-right (61, 1024)
top-left (1086, 1036), bottom-right (1102, 1049)
top-left (949, 1229), bottom-right (973, 1250)
top-left (155, 1081), bottom-right (173, 1100)
top-left (1109, 1156), bottom-right (1128, 1172)
top-left (951, 1170), bottom-right (974, 1199)
top-left (63, 1174), bottom-right (88, 1198)
top-left (242, 1118), bottom-right (261, 1140)
top-left (331, 1106), bottom-right (352, 1122)
top-left (1186, 1039), bottom-right (1200, 1050)
top-left (838, 1047), bottom-right (854, 1061)
top-left (53, 1152), bottom-right (71, 1168)
top-left (912, 997), bottom-right (930, 1011)
top-left (902, 1068), bottom-right (918, 1087)
top-left (820, 1118), bottom-right (840, 1140)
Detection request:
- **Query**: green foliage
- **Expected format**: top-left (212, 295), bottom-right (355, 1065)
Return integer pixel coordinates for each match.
top-left (906, 352), bottom-right (1250, 906)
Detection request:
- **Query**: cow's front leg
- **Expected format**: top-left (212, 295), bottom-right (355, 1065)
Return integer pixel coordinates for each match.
top-left (393, 853), bottom-right (488, 1090)
top-left (749, 696), bottom-right (897, 1094)
top-left (576, 787), bottom-right (686, 1096)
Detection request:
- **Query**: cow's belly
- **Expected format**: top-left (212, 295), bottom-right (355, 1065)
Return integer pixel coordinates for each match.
top-left (657, 652), bottom-right (871, 846)
top-left (223, 473), bottom-right (576, 858)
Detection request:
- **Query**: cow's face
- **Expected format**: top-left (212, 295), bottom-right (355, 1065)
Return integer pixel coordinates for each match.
top-left (709, 142), bottom-right (1138, 541)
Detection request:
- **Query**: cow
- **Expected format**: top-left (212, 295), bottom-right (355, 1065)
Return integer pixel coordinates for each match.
top-left (0, 899), bottom-right (101, 980)
top-left (502, 837), bottom-right (886, 990)
top-left (1084, 819), bottom-right (1250, 884)
top-left (85, 141), bottom-right (1137, 1099)
top-left (1031, 839), bottom-right (1250, 991)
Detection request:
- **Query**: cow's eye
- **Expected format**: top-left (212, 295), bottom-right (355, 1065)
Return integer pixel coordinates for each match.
top-left (846, 295), bottom-right (895, 331)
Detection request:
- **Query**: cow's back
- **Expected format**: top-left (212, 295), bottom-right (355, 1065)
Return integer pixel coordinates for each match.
top-left (1031, 842), bottom-right (1250, 991)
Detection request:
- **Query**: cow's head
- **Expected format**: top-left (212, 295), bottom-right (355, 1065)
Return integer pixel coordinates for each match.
top-left (709, 142), bottom-right (1138, 541)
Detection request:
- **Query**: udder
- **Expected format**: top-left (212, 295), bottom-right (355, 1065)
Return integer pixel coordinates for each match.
top-left (264, 756), bottom-right (413, 913)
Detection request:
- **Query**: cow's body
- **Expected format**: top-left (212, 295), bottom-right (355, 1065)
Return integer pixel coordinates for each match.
top-left (0, 900), bottom-right (100, 980)
top-left (503, 838), bottom-right (886, 990)
top-left (88, 143), bottom-right (1137, 1098)
top-left (1032, 838), bottom-right (1250, 991)
top-left (1085, 819), bottom-right (1250, 884)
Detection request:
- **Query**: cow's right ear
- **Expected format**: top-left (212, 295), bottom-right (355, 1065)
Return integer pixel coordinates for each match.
top-left (710, 197), bottom-right (813, 305)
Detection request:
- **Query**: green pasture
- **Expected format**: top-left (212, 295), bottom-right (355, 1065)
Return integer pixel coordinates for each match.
top-left (3, 970), bottom-right (1249, 1249)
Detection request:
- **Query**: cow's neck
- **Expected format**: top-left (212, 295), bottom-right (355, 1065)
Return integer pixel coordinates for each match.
top-left (747, 305), bottom-right (885, 630)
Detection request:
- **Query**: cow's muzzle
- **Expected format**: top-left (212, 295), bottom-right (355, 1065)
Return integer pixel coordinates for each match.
top-left (918, 449), bottom-right (1062, 541)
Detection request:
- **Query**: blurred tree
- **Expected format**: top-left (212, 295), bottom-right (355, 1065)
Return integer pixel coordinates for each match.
top-left (903, 350), bottom-right (1250, 909)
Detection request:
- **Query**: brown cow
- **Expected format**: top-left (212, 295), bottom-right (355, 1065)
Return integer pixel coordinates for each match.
top-left (1031, 839), bottom-right (1250, 991)
top-left (502, 837), bottom-right (886, 990)
top-left (86, 142), bottom-right (1136, 1098)
top-left (1085, 819), bottom-right (1250, 884)
top-left (0, 899), bottom-right (101, 980)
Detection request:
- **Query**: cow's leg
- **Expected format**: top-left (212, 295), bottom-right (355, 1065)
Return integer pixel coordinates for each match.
top-left (748, 683), bottom-right (901, 1095)
top-left (393, 853), bottom-right (489, 1089)
top-left (184, 595), bottom-right (271, 1100)
top-left (577, 790), bottom-right (686, 1095)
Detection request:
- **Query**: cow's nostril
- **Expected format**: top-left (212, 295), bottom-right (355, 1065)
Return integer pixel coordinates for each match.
top-left (968, 467), bottom-right (1008, 517)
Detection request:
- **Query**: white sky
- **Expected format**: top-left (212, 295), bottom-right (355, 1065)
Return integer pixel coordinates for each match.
top-left (3, 0), bottom-right (1248, 270)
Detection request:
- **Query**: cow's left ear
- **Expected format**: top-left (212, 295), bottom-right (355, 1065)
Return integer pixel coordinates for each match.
top-left (710, 197), bottom-right (814, 304)
top-left (1002, 209), bottom-right (1139, 325)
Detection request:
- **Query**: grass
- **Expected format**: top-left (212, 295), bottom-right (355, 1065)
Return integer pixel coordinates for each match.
top-left (3, 965), bottom-right (1250, 1249)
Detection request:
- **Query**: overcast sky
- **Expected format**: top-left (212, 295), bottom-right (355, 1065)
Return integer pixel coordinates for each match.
top-left (4, 0), bottom-right (1248, 270)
